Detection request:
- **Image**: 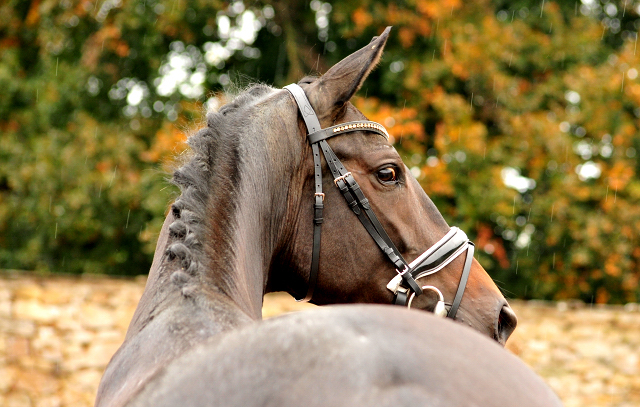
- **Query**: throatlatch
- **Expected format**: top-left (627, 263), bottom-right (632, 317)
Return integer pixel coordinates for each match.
top-left (285, 83), bottom-right (474, 319)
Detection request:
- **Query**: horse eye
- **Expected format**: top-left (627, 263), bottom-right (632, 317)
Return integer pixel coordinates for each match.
top-left (377, 167), bottom-right (397, 184)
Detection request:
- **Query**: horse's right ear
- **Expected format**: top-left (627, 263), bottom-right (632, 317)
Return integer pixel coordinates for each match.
top-left (305, 27), bottom-right (391, 123)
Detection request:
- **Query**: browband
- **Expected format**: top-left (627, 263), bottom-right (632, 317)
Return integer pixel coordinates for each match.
top-left (308, 121), bottom-right (389, 144)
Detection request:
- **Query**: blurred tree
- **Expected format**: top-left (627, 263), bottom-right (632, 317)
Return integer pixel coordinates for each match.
top-left (1, 0), bottom-right (638, 303)
top-left (335, 0), bottom-right (640, 303)
top-left (0, 0), bottom-right (332, 275)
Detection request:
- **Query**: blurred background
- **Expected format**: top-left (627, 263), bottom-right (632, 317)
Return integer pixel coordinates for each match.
top-left (2, 0), bottom-right (640, 303)
top-left (2, 0), bottom-right (640, 304)
top-left (1, 1), bottom-right (640, 406)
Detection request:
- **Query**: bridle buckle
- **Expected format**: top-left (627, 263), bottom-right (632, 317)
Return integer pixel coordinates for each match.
top-left (314, 192), bottom-right (325, 202)
top-left (333, 172), bottom-right (352, 186)
top-left (398, 264), bottom-right (410, 275)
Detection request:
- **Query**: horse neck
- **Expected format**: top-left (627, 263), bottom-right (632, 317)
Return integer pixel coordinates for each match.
top-left (126, 119), bottom-right (297, 339)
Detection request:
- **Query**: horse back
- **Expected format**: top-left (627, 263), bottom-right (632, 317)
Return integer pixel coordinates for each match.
top-left (128, 305), bottom-right (561, 407)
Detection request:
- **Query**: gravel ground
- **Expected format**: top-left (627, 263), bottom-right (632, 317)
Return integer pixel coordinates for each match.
top-left (506, 300), bottom-right (640, 407)
top-left (263, 294), bottom-right (640, 407)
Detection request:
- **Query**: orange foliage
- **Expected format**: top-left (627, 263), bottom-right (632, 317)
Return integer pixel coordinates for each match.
top-left (627, 81), bottom-right (640, 104)
top-left (434, 122), bottom-right (487, 156)
top-left (595, 287), bottom-right (610, 304)
top-left (351, 7), bottom-right (373, 35)
top-left (421, 161), bottom-right (454, 197)
top-left (607, 162), bottom-right (634, 190)
top-left (81, 26), bottom-right (130, 68)
top-left (95, 160), bottom-right (112, 174)
top-left (398, 28), bottom-right (417, 49)
top-left (475, 224), bottom-right (510, 269)
top-left (25, 0), bottom-right (41, 26)
top-left (605, 254), bottom-right (622, 277)
top-left (140, 123), bottom-right (188, 164)
top-left (622, 274), bottom-right (639, 291)
top-left (349, 1), bottom-right (460, 48)
top-left (450, 62), bottom-right (468, 79)
top-left (353, 97), bottom-right (425, 143)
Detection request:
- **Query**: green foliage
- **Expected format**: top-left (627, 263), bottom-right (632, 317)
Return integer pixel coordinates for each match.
top-left (1, 0), bottom-right (639, 303)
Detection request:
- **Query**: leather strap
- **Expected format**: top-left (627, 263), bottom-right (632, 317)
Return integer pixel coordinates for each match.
top-left (284, 84), bottom-right (321, 133)
top-left (285, 84), bottom-right (323, 301)
top-left (447, 243), bottom-right (474, 319)
top-left (304, 143), bottom-right (323, 301)
top-left (394, 289), bottom-right (408, 306)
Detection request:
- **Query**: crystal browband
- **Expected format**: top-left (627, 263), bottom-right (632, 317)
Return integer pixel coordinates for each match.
top-left (307, 120), bottom-right (390, 144)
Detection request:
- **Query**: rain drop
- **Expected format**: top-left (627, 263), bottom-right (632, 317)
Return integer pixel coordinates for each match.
top-left (109, 166), bottom-right (118, 187)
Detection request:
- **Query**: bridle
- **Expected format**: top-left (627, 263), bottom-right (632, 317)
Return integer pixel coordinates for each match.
top-left (285, 84), bottom-right (475, 319)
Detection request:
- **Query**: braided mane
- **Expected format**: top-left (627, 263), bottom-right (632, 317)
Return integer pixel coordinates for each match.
top-left (162, 84), bottom-right (276, 295)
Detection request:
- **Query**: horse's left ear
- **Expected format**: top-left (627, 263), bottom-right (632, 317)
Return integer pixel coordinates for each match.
top-left (305, 26), bottom-right (391, 122)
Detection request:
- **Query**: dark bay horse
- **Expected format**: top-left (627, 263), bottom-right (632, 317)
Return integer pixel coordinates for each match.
top-left (95, 28), bottom-right (557, 407)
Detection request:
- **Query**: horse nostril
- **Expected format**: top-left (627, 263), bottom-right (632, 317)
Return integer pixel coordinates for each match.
top-left (495, 304), bottom-right (518, 346)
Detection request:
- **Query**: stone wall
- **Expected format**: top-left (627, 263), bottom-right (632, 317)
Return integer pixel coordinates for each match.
top-left (1, 273), bottom-right (639, 407)
top-left (0, 274), bottom-right (146, 407)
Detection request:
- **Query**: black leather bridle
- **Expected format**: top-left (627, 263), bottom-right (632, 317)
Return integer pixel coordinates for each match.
top-left (285, 84), bottom-right (475, 319)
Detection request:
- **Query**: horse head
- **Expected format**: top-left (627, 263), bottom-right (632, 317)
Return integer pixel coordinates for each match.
top-left (266, 27), bottom-right (517, 345)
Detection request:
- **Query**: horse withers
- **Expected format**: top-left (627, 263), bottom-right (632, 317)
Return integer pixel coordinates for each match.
top-left (95, 27), bottom-right (541, 407)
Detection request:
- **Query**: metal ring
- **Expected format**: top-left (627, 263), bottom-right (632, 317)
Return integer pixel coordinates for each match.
top-left (407, 285), bottom-right (447, 317)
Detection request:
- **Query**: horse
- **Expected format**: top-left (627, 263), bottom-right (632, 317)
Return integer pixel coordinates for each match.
top-left (95, 27), bottom-right (554, 407)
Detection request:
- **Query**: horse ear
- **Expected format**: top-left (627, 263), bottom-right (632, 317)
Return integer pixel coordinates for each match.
top-left (305, 26), bottom-right (391, 122)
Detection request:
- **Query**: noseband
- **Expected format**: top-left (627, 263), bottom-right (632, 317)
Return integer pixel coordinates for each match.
top-left (285, 84), bottom-right (475, 319)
